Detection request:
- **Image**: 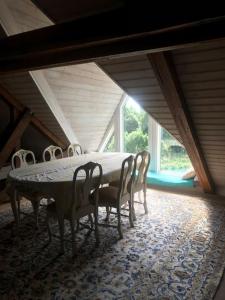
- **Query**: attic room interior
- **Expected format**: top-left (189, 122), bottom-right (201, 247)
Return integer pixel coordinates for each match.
top-left (1, 1), bottom-right (225, 299)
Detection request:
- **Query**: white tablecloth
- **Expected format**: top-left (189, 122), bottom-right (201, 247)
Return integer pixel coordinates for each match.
top-left (8, 152), bottom-right (132, 216)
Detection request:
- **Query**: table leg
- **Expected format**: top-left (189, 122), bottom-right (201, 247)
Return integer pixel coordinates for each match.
top-left (11, 189), bottom-right (19, 227)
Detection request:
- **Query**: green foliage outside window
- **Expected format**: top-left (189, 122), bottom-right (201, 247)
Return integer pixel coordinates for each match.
top-left (104, 134), bottom-right (115, 152)
top-left (104, 98), bottom-right (192, 172)
top-left (104, 101), bottom-right (148, 153)
top-left (123, 102), bottom-right (148, 153)
top-left (160, 128), bottom-right (192, 171)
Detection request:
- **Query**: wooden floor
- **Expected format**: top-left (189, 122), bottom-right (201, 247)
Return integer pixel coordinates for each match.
top-left (1, 188), bottom-right (225, 299)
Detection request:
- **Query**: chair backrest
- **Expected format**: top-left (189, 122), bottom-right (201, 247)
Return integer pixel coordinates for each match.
top-left (43, 145), bottom-right (63, 162)
top-left (67, 144), bottom-right (83, 157)
top-left (11, 149), bottom-right (36, 169)
top-left (71, 162), bottom-right (102, 216)
top-left (118, 155), bottom-right (134, 199)
top-left (133, 150), bottom-right (150, 188)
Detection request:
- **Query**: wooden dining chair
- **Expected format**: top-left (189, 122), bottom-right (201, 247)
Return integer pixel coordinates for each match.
top-left (12, 149), bottom-right (36, 169)
top-left (43, 145), bottom-right (63, 162)
top-left (46, 161), bottom-right (102, 256)
top-left (67, 144), bottom-right (83, 157)
top-left (97, 155), bottom-right (134, 239)
top-left (131, 150), bottom-right (151, 218)
top-left (109, 151), bottom-right (150, 219)
top-left (11, 149), bottom-right (41, 227)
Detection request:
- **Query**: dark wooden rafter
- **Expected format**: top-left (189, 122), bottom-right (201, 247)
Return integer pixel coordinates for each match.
top-left (0, 109), bottom-right (32, 169)
top-left (0, 101), bottom-right (18, 150)
top-left (0, 84), bottom-right (67, 149)
top-left (148, 52), bottom-right (214, 193)
top-left (31, 0), bottom-right (123, 23)
top-left (1, 13), bottom-right (225, 73)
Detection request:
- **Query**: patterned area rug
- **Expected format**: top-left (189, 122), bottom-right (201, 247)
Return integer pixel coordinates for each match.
top-left (1, 190), bottom-right (225, 299)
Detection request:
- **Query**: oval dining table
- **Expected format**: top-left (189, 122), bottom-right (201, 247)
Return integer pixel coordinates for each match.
top-left (7, 152), bottom-right (132, 226)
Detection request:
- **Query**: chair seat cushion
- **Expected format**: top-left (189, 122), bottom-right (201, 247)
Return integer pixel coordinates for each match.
top-left (47, 201), bottom-right (94, 220)
top-left (110, 180), bottom-right (133, 194)
top-left (109, 180), bottom-right (120, 187)
top-left (110, 180), bottom-right (144, 194)
top-left (98, 186), bottom-right (119, 207)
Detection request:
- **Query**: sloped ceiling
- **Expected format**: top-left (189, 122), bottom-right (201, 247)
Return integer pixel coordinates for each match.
top-left (0, 21), bottom-right (65, 160)
top-left (98, 56), bottom-right (183, 144)
top-left (98, 41), bottom-right (225, 194)
top-left (0, 24), bottom-right (5, 37)
top-left (2, 1), bottom-right (225, 195)
top-left (1, 0), bottom-right (123, 151)
top-left (0, 0), bottom-right (69, 147)
top-left (42, 64), bottom-right (122, 151)
top-left (172, 40), bottom-right (225, 193)
top-left (0, 72), bottom-right (68, 144)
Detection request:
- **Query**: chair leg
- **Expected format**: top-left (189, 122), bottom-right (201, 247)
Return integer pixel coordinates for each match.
top-left (17, 196), bottom-right (21, 223)
top-left (117, 206), bottom-right (123, 239)
top-left (58, 216), bottom-right (65, 254)
top-left (105, 206), bottom-right (110, 222)
top-left (138, 191), bottom-right (142, 202)
top-left (31, 199), bottom-right (40, 228)
top-left (143, 185), bottom-right (148, 214)
top-left (128, 198), bottom-right (134, 228)
top-left (76, 220), bottom-right (80, 232)
top-left (70, 218), bottom-right (76, 256)
top-left (11, 190), bottom-right (19, 228)
top-left (132, 193), bottom-right (137, 221)
top-left (88, 214), bottom-right (94, 229)
top-left (46, 214), bottom-right (52, 243)
top-left (94, 208), bottom-right (99, 246)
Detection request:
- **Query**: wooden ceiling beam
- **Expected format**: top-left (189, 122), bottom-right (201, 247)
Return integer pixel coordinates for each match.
top-left (31, 0), bottom-right (123, 23)
top-left (0, 83), bottom-right (24, 111)
top-left (1, 14), bottom-right (225, 73)
top-left (0, 109), bottom-right (32, 169)
top-left (148, 52), bottom-right (215, 193)
top-left (0, 84), bottom-right (67, 149)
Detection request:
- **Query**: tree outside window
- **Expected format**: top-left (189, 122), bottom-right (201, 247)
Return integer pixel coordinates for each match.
top-left (104, 134), bottom-right (116, 152)
top-left (123, 99), bottom-right (148, 153)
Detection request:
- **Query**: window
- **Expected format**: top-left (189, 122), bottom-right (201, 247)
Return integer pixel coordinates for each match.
top-left (101, 95), bottom-right (193, 176)
top-left (104, 133), bottom-right (116, 152)
top-left (160, 128), bottom-right (192, 171)
top-left (122, 98), bottom-right (148, 153)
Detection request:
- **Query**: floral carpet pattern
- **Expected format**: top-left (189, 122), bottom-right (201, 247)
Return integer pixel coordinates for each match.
top-left (1, 190), bottom-right (225, 299)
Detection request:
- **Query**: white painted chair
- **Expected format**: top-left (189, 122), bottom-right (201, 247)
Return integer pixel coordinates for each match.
top-left (46, 161), bottom-right (102, 256)
top-left (67, 144), bottom-right (83, 157)
top-left (43, 145), bottom-right (63, 162)
top-left (109, 151), bottom-right (150, 220)
top-left (132, 150), bottom-right (151, 217)
top-left (11, 149), bottom-right (36, 169)
top-left (97, 155), bottom-right (134, 239)
top-left (11, 149), bottom-right (40, 227)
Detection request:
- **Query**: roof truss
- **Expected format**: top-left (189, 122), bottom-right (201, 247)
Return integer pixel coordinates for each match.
top-left (0, 109), bottom-right (31, 169)
top-left (0, 84), bottom-right (67, 149)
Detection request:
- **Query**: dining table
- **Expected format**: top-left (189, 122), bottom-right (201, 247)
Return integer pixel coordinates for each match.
top-left (7, 152), bottom-right (133, 226)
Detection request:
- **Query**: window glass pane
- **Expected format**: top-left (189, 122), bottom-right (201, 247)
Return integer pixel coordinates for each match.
top-left (104, 133), bottom-right (116, 152)
top-left (123, 98), bottom-right (148, 153)
top-left (160, 128), bottom-right (192, 171)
